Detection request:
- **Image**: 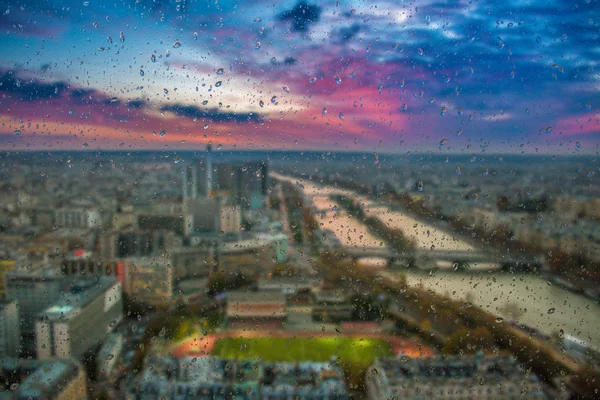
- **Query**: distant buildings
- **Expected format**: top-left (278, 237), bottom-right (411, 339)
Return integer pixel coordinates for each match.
top-left (36, 277), bottom-right (122, 359)
top-left (226, 291), bottom-right (287, 330)
top-left (120, 257), bottom-right (173, 304)
top-left (5, 262), bottom-right (63, 335)
top-left (0, 358), bottom-right (87, 399)
top-left (96, 332), bottom-right (125, 380)
top-left (366, 353), bottom-right (546, 400)
top-left (54, 206), bottom-right (106, 229)
top-left (182, 150), bottom-right (269, 210)
top-left (127, 355), bottom-right (349, 400)
top-left (0, 299), bottom-right (20, 357)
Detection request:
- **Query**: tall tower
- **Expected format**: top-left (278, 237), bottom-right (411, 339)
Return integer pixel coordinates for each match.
top-left (206, 144), bottom-right (213, 194)
top-left (183, 164), bottom-right (198, 200)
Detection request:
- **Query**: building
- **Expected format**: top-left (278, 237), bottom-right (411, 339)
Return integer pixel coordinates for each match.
top-left (0, 358), bottom-right (87, 399)
top-left (220, 203), bottom-right (242, 233)
top-left (0, 259), bottom-right (16, 295)
top-left (312, 288), bottom-right (352, 322)
top-left (120, 257), bottom-right (173, 304)
top-left (126, 356), bottom-right (348, 400)
top-left (99, 228), bottom-right (176, 258)
top-left (5, 262), bottom-right (63, 335)
top-left (183, 197), bottom-right (220, 235)
top-left (182, 151), bottom-right (268, 209)
top-left (36, 277), bottom-right (123, 360)
top-left (226, 290), bottom-right (287, 330)
top-left (0, 299), bottom-right (20, 357)
top-left (257, 276), bottom-right (315, 304)
top-left (54, 207), bottom-right (105, 229)
top-left (366, 353), bottom-right (546, 400)
top-left (261, 361), bottom-right (349, 399)
top-left (96, 332), bottom-right (125, 380)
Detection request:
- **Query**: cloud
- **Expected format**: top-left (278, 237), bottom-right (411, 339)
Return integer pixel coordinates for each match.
top-left (278, 2), bottom-right (321, 32)
top-left (333, 23), bottom-right (362, 44)
top-left (160, 104), bottom-right (264, 123)
top-left (0, 71), bottom-right (66, 101)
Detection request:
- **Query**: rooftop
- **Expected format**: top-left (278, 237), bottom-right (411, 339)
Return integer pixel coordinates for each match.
top-left (38, 276), bottom-right (119, 322)
top-left (0, 358), bottom-right (82, 398)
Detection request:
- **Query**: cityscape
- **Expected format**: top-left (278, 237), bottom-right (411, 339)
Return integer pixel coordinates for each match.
top-left (0, 150), bottom-right (599, 399)
top-left (1, 0), bottom-right (599, 399)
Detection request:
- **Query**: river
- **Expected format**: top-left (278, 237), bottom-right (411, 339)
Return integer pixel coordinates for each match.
top-left (273, 173), bottom-right (600, 350)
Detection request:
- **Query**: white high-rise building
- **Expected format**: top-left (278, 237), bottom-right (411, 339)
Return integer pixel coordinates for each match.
top-left (36, 277), bottom-right (123, 360)
top-left (0, 299), bottom-right (20, 357)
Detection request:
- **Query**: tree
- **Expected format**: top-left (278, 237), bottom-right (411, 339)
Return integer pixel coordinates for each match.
top-left (443, 327), bottom-right (494, 355)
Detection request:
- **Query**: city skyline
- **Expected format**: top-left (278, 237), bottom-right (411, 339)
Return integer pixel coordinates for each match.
top-left (0, 0), bottom-right (598, 153)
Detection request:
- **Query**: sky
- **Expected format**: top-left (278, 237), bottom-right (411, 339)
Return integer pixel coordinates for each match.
top-left (0, 0), bottom-right (598, 154)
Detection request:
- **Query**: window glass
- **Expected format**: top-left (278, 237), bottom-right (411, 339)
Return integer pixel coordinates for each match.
top-left (0, 0), bottom-right (599, 399)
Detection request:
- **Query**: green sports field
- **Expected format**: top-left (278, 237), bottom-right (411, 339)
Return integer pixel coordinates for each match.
top-left (212, 336), bottom-right (392, 388)
top-left (213, 336), bottom-right (391, 363)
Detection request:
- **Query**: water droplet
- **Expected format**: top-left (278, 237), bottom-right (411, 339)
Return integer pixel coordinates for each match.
top-left (417, 181), bottom-right (424, 192)
top-left (587, 171), bottom-right (595, 177)
top-left (440, 106), bottom-right (446, 116)
top-left (139, 69), bottom-right (144, 76)
top-left (418, 48), bottom-right (424, 56)
top-left (163, 88), bottom-right (169, 95)
top-left (537, 215), bottom-right (543, 223)
top-left (322, 107), bottom-right (327, 116)
top-left (510, 71), bottom-right (515, 79)
top-left (174, 156), bottom-right (182, 164)
top-left (495, 317), bottom-right (504, 323)
top-left (338, 112), bottom-right (344, 120)
top-left (575, 142), bottom-right (581, 149)
top-left (10, 383), bottom-right (19, 390)
top-left (439, 139), bottom-right (447, 146)
top-left (401, 103), bottom-right (407, 111)
top-left (119, 31), bottom-right (125, 42)
top-left (173, 40), bottom-right (181, 48)
top-left (216, 144), bottom-right (222, 150)
top-left (309, 76), bottom-right (317, 83)
top-left (216, 68), bottom-right (224, 75)
top-left (259, 100), bottom-right (264, 107)
top-left (547, 308), bottom-right (555, 315)
top-left (429, 98), bottom-right (436, 104)
top-left (456, 166), bottom-right (462, 175)
top-left (425, 15), bottom-right (431, 25)
top-left (282, 85), bottom-right (290, 93)
top-left (483, 168), bottom-right (489, 176)
top-left (457, 108), bottom-right (463, 116)
top-left (82, 142), bottom-right (89, 148)
top-left (107, 36), bottom-right (113, 44)
top-left (215, 81), bottom-right (222, 87)
top-left (159, 130), bottom-right (166, 137)
top-left (270, 96), bottom-right (277, 104)
top-left (151, 54), bottom-right (156, 63)
top-left (13, 129), bottom-right (21, 136)
top-left (202, 100), bottom-right (208, 105)
top-left (372, 368), bottom-right (379, 375)
top-left (255, 42), bottom-right (261, 50)
top-left (334, 75), bottom-right (342, 85)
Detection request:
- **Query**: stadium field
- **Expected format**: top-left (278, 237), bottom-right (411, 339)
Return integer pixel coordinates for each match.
top-left (212, 336), bottom-right (392, 364)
